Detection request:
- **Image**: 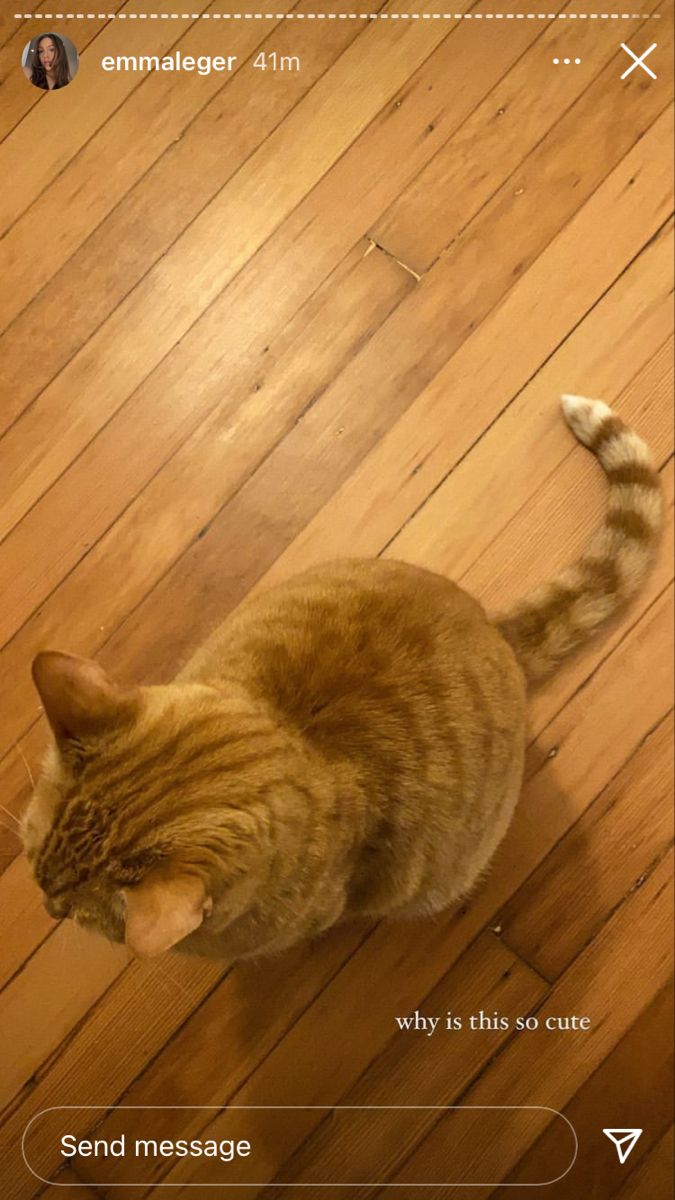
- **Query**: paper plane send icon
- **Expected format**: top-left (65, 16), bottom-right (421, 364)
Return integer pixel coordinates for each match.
top-left (603, 1128), bottom-right (643, 1164)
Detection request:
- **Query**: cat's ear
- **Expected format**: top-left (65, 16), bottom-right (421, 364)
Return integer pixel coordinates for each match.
top-left (123, 868), bottom-right (212, 960)
top-left (32, 651), bottom-right (139, 744)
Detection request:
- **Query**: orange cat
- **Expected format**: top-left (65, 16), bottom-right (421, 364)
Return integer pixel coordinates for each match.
top-left (23, 397), bottom-right (662, 962)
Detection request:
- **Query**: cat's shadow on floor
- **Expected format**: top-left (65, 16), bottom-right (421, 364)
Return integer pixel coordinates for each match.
top-left (224, 739), bottom-right (593, 1085)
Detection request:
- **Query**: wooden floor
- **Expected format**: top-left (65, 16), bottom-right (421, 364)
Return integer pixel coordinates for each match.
top-left (0, 1), bottom-right (673, 1197)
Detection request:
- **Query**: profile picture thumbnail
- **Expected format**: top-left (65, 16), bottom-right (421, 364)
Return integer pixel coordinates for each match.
top-left (22, 32), bottom-right (79, 91)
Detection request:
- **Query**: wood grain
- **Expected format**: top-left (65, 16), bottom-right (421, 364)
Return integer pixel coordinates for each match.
top-left (499, 711), bottom-right (674, 980)
top-left (498, 981), bottom-right (674, 1198)
top-left (612, 1124), bottom-right (675, 1198)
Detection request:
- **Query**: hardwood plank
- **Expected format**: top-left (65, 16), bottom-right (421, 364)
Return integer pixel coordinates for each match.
top-left (73, 933), bottom-right (548, 1191)
top-left (0, 0), bottom-right (215, 235)
top-left (0, 924), bottom-right (367, 1198)
top-left (0, 4), bottom-right (126, 144)
top-left (370, 0), bottom-right (659, 272)
top-left (0, 921), bottom-right (128, 1111)
top-left (378, 849), bottom-right (673, 1199)
top-left (256, 937), bottom-right (549, 1197)
top-left (3, 2), bottom-right (667, 532)
top-left (495, 981), bottom-right (674, 1198)
top-left (0, 726), bottom-right (44, 877)
top-left (0, 854), bottom-right (54, 993)
top-left (522, 584), bottom-right (674, 801)
top-left (0, 0), bottom-right (335, 339)
top-left (0, 241), bottom-right (413, 649)
top-left (254, 222), bottom-right (672, 596)
top-left (0, 1), bottom-right (459, 444)
top-left (0, 8), bottom-right (29, 50)
top-left (35, 1163), bottom-right (99, 1200)
top-left (0, 0), bottom-right (376, 439)
top-left (612, 1125), bottom-right (675, 1199)
top-left (1, 0), bottom-right (84, 49)
top-left (512, 577), bottom-right (673, 894)
top-left (0, 0), bottom-right (458, 523)
top-left (497, 711), bottom-right (674, 980)
top-left (100, 117), bottom-right (672, 686)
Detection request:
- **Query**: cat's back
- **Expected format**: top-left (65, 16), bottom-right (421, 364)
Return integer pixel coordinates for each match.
top-left (181, 559), bottom-right (525, 758)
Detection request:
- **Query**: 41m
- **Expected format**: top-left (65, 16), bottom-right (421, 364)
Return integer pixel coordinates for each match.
top-left (252, 50), bottom-right (301, 73)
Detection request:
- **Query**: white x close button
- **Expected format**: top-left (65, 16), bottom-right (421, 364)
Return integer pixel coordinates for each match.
top-left (620, 42), bottom-right (658, 80)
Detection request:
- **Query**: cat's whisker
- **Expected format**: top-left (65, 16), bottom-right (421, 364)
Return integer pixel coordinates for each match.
top-left (0, 803), bottom-right (22, 830)
top-left (0, 802), bottom-right (24, 843)
top-left (117, 941), bottom-right (194, 1025)
top-left (0, 815), bottom-right (22, 843)
top-left (148, 955), bottom-right (194, 1005)
top-left (60, 917), bottom-right (74, 954)
top-left (13, 742), bottom-right (35, 789)
top-left (124, 959), bottom-right (165, 1029)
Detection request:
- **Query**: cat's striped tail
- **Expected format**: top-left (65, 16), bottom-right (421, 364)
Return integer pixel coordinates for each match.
top-left (494, 395), bottom-right (663, 685)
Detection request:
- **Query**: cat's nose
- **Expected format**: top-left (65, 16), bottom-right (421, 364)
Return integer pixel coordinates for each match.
top-left (44, 895), bottom-right (71, 919)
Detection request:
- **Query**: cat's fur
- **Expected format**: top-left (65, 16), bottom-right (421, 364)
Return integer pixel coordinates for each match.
top-left (23, 397), bottom-right (662, 962)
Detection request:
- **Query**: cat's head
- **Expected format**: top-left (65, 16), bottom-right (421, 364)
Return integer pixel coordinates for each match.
top-left (23, 652), bottom-right (257, 960)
